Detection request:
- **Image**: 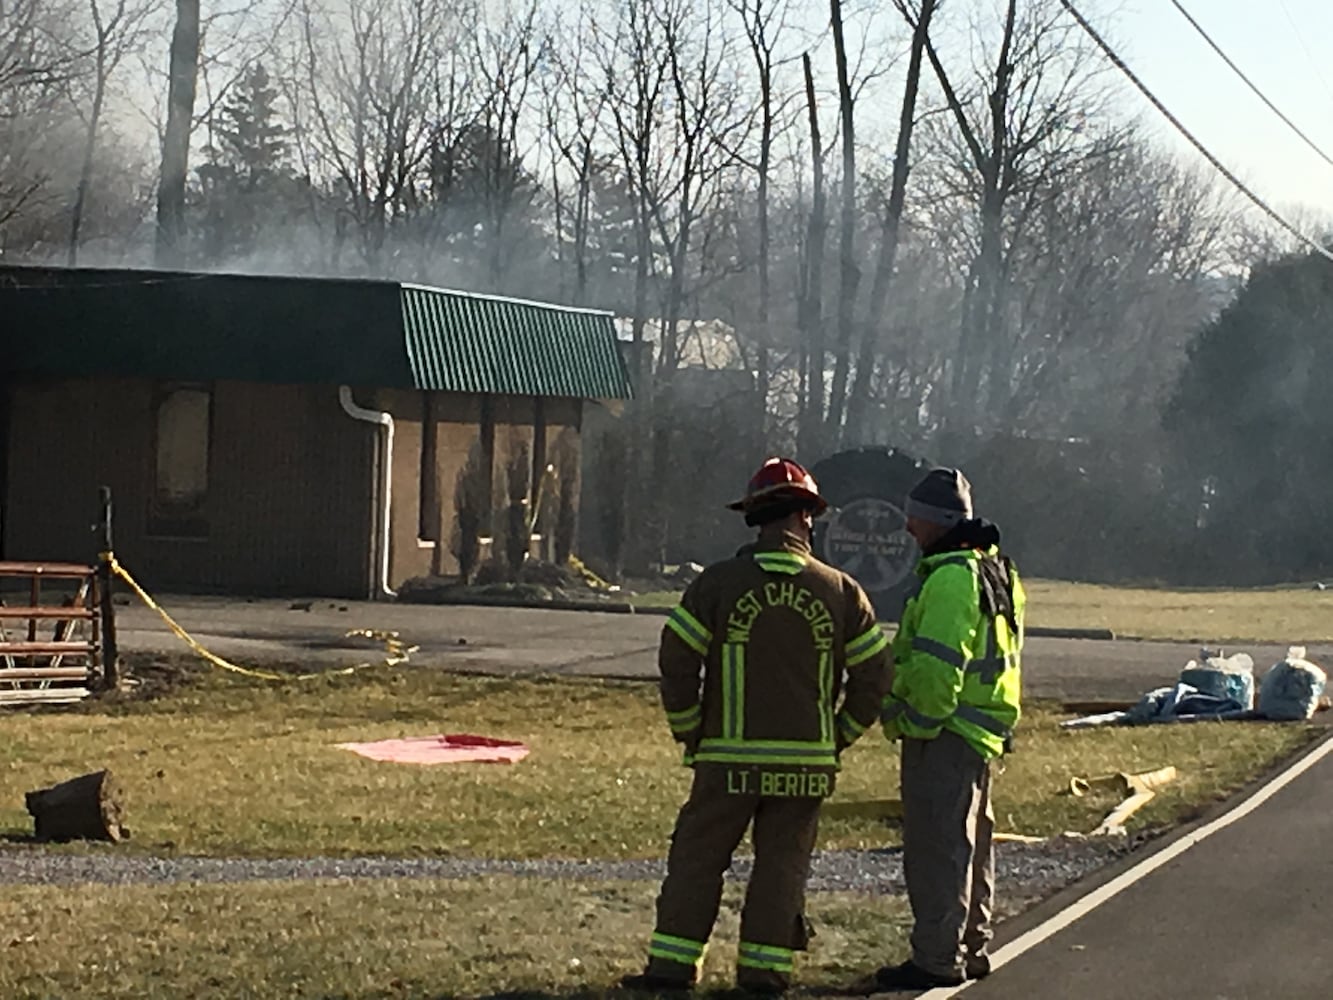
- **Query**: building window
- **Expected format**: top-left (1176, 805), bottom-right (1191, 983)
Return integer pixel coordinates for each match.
top-left (419, 391), bottom-right (440, 544)
top-left (148, 382), bottom-right (212, 538)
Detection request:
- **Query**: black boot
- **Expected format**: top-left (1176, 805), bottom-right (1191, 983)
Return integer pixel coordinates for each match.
top-left (864, 961), bottom-right (964, 992)
top-left (618, 972), bottom-right (694, 993)
top-left (733, 975), bottom-right (788, 998)
top-left (965, 954), bottom-right (992, 980)
top-left (721, 984), bottom-right (786, 999)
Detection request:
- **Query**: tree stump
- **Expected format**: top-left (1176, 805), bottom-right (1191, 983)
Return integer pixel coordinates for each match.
top-left (25, 770), bottom-right (125, 842)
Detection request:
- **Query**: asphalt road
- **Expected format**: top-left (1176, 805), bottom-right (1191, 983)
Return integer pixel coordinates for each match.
top-left (957, 736), bottom-right (1333, 999)
top-left (111, 594), bottom-right (1333, 702)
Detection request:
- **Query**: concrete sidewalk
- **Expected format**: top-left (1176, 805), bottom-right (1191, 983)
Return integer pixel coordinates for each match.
top-left (930, 735), bottom-right (1333, 999)
top-left (111, 594), bottom-right (1332, 703)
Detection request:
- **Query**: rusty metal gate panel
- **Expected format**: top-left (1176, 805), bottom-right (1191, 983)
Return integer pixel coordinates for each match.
top-left (0, 561), bottom-right (100, 706)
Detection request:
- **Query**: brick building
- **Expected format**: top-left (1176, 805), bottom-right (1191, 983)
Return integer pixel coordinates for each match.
top-left (0, 266), bottom-right (631, 598)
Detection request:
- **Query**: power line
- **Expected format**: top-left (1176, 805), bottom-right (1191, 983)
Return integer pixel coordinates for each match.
top-left (1276, 0), bottom-right (1333, 108)
top-left (1057, 0), bottom-right (1333, 264)
top-left (1168, 0), bottom-right (1333, 172)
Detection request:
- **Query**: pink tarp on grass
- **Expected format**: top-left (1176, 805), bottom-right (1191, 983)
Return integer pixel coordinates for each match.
top-left (337, 734), bottom-right (530, 765)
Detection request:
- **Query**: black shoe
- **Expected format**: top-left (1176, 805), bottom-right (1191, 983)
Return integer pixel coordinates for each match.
top-left (734, 982), bottom-right (787, 998)
top-left (867, 961), bottom-right (965, 992)
top-left (965, 954), bottom-right (991, 980)
top-left (618, 972), bottom-right (694, 993)
top-left (718, 985), bottom-right (785, 999)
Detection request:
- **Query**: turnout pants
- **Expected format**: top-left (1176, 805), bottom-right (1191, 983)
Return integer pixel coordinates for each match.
top-left (646, 767), bottom-right (822, 990)
top-left (901, 730), bottom-right (994, 980)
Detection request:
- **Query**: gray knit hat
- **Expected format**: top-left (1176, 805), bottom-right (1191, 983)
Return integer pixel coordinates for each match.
top-left (904, 467), bottom-right (973, 527)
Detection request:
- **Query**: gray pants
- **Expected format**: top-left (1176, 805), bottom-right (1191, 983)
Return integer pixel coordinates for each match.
top-left (901, 730), bottom-right (994, 979)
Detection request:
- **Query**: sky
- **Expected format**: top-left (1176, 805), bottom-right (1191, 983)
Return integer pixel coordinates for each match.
top-left (1111, 0), bottom-right (1333, 223)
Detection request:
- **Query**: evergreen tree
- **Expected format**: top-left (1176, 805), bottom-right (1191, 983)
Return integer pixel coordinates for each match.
top-left (213, 63), bottom-right (288, 187)
top-left (195, 63), bottom-right (299, 261)
top-left (1165, 248), bottom-right (1333, 581)
top-left (408, 121), bottom-right (548, 289)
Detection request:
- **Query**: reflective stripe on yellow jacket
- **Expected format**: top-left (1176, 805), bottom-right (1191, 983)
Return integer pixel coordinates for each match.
top-left (880, 546), bottom-right (1023, 759)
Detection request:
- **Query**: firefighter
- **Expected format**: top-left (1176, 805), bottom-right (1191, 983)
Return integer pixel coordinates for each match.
top-left (862, 467), bottom-right (1024, 991)
top-left (619, 457), bottom-right (892, 996)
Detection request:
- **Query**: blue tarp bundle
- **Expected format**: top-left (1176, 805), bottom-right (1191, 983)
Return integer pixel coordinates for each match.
top-left (1124, 682), bottom-right (1249, 723)
top-left (1062, 647), bottom-right (1326, 730)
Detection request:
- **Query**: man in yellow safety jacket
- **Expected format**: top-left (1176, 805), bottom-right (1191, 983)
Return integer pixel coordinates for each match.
top-left (863, 467), bottom-right (1024, 992)
top-left (619, 457), bottom-right (892, 996)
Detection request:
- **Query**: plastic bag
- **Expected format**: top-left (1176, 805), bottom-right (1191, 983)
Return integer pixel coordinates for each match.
top-left (1180, 649), bottom-right (1256, 711)
top-left (1258, 646), bottom-right (1327, 722)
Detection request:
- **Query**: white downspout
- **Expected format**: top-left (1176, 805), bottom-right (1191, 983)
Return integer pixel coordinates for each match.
top-left (339, 386), bottom-right (397, 599)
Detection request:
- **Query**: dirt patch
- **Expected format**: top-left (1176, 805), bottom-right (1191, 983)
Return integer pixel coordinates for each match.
top-left (84, 653), bottom-right (351, 709)
top-left (89, 654), bottom-right (205, 706)
top-left (397, 559), bottom-right (695, 611)
top-left (400, 559), bottom-right (631, 608)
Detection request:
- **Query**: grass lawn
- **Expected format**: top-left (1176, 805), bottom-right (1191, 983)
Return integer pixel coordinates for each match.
top-left (636, 579), bottom-right (1333, 644)
top-left (0, 662), bottom-right (1317, 857)
top-left (0, 877), bottom-right (910, 1000)
top-left (1022, 579), bottom-right (1333, 644)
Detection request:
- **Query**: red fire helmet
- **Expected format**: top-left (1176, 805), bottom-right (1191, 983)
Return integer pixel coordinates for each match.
top-left (726, 457), bottom-right (829, 516)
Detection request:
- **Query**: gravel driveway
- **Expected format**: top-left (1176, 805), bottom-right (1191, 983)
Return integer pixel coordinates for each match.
top-left (0, 837), bottom-right (1126, 897)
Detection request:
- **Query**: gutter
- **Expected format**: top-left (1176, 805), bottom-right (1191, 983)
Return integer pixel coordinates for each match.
top-left (338, 386), bottom-right (397, 600)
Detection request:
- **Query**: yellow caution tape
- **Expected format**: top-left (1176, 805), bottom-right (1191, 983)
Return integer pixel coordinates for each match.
top-left (101, 553), bottom-right (410, 682)
top-left (567, 554), bottom-right (613, 591)
top-left (344, 629), bottom-right (419, 667)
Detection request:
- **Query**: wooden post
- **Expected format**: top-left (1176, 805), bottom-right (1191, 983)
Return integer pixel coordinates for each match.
top-left (96, 486), bottom-right (118, 689)
top-left (531, 398), bottom-right (549, 562)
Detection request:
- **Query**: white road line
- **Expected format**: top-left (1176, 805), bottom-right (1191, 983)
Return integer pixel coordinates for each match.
top-left (914, 732), bottom-right (1333, 999)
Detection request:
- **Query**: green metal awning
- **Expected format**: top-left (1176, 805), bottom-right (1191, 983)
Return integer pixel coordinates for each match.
top-left (401, 285), bottom-right (631, 399)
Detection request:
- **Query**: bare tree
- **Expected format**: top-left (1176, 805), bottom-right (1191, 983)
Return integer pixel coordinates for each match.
top-left (821, 0), bottom-right (861, 444)
top-left (594, 0), bottom-right (672, 395)
top-left (650, 0), bottom-right (750, 561)
top-left (67, 0), bottom-right (156, 264)
top-left (0, 0), bottom-right (85, 94)
top-left (541, 2), bottom-right (609, 305)
top-left (587, 0), bottom-right (673, 577)
top-left (155, 0), bottom-right (199, 264)
top-left (726, 0), bottom-right (793, 453)
top-left (918, 0), bottom-right (1113, 431)
top-left (584, 0), bottom-right (752, 568)
top-left (298, 0), bottom-right (456, 266)
top-left (996, 137), bottom-right (1234, 434)
top-left (796, 51), bottom-right (828, 458)
top-left (0, 0), bottom-right (84, 243)
top-left (649, 0), bottom-right (746, 380)
top-left (844, 0), bottom-right (938, 444)
top-left (468, 0), bottom-right (545, 289)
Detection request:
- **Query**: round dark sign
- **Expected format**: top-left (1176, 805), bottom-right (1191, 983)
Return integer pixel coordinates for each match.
top-left (810, 447), bottom-right (928, 620)
top-left (822, 498), bottom-right (917, 593)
